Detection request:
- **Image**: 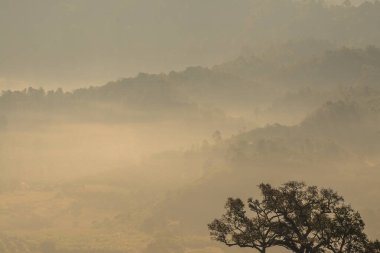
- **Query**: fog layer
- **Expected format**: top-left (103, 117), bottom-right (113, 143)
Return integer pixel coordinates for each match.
top-left (1, 1), bottom-right (380, 253)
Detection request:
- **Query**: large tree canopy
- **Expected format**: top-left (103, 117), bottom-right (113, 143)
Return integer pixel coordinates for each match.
top-left (208, 181), bottom-right (379, 253)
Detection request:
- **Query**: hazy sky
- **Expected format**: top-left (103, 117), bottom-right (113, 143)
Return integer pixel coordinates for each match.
top-left (0, 0), bottom-right (370, 90)
top-left (0, 0), bottom-right (254, 90)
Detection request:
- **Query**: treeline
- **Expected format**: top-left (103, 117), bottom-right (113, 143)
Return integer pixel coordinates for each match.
top-left (217, 45), bottom-right (380, 88)
top-left (1, 45), bottom-right (380, 125)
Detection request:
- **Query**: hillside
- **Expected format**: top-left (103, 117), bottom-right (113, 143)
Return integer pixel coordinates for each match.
top-left (2, 90), bottom-right (380, 252)
top-left (2, 44), bottom-right (380, 129)
top-left (2, 43), bottom-right (380, 253)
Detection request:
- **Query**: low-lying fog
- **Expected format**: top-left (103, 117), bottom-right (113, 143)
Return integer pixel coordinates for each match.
top-left (2, 1), bottom-right (380, 253)
top-left (0, 120), bottom-right (249, 183)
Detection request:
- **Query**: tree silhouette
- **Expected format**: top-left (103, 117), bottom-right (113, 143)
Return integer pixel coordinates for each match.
top-left (208, 181), bottom-right (379, 253)
top-left (366, 240), bottom-right (380, 253)
top-left (208, 198), bottom-right (280, 253)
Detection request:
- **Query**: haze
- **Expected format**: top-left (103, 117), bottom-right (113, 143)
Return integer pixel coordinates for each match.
top-left (0, 0), bottom-right (374, 90)
top-left (1, 1), bottom-right (380, 253)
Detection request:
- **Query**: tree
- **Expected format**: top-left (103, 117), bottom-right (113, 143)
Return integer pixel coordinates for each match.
top-left (326, 205), bottom-right (367, 253)
top-left (366, 240), bottom-right (380, 253)
top-left (208, 198), bottom-right (280, 253)
top-left (208, 181), bottom-right (376, 253)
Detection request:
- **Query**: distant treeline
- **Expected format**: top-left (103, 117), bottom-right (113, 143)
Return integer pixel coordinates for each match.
top-left (1, 45), bottom-right (380, 125)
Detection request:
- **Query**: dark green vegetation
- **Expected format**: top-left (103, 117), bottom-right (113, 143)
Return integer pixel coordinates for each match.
top-left (209, 181), bottom-right (380, 253)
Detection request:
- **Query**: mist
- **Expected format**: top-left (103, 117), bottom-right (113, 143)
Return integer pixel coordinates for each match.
top-left (1, 0), bottom-right (380, 253)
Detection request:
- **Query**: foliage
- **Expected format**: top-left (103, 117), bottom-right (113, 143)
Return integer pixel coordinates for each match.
top-left (208, 181), bottom-right (379, 253)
